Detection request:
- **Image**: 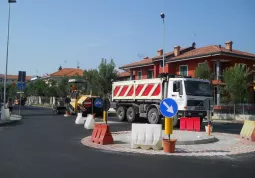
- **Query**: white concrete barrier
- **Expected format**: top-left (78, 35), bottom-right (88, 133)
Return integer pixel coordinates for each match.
top-left (84, 114), bottom-right (95, 129)
top-left (10, 115), bottom-right (22, 121)
top-left (1, 106), bottom-right (10, 120)
top-left (75, 113), bottom-right (86, 124)
top-left (131, 123), bottom-right (162, 150)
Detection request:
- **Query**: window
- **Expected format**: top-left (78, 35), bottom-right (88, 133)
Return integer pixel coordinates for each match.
top-left (160, 60), bottom-right (166, 67)
top-left (147, 70), bottom-right (154, 79)
top-left (138, 71), bottom-right (142, 80)
top-left (179, 65), bottom-right (188, 76)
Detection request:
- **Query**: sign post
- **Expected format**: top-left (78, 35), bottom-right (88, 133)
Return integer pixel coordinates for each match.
top-left (160, 98), bottom-right (178, 140)
top-left (17, 91), bottom-right (24, 116)
top-left (203, 98), bottom-right (214, 135)
top-left (17, 71), bottom-right (26, 116)
top-left (103, 98), bottom-right (110, 124)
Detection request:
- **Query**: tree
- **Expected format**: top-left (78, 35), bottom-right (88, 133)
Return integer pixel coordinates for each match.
top-left (97, 58), bottom-right (118, 96)
top-left (194, 62), bottom-right (213, 80)
top-left (33, 79), bottom-right (48, 96)
top-left (83, 69), bottom-right (101, 95)
top-left (7, 84), bottom-right (17, 100)
top-left (45, 79), bottom-right (58, 97)
top-left (56, 77), bottom-right (70, 97)
top-left (83, 58), bottom-right (118, 97)
top-left (223, 64), bottom-right (250, 103)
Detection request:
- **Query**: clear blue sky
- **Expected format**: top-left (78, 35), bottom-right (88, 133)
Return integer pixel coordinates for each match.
top-left (0, 0), bottom-right (254, 76)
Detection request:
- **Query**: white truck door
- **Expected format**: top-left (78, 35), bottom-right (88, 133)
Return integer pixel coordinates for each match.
top-left (168, 80), bottom-right (184, 106)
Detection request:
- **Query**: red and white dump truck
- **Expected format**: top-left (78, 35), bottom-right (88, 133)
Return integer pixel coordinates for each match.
top-left (112, 75), bottom-right (213, 126)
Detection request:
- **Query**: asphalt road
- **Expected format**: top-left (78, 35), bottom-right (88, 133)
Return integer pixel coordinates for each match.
top-left (0, 106), bottom-right (254, 178)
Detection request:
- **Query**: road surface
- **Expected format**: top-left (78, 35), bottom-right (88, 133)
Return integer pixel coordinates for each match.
top-left (0, 106), bottom-right (254, 178)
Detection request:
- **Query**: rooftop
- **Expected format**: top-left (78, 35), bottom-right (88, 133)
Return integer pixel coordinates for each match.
top-left (0, 74), bottom-right (31, 80)
top-left (49, 68), bottom-right (84, 77)
top-left (170, 45), bottom-right (255, 61)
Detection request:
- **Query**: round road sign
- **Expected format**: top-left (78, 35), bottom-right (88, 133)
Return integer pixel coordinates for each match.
top-left (83, 98), bottom-right (92, 108)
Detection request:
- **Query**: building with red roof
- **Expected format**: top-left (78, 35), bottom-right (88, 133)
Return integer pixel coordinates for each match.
top-left (119, 41), bottom-right (255, 105)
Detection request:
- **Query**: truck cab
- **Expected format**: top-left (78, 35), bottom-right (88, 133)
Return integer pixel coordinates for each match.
top-left (167, 77), bottom-right (213, 125)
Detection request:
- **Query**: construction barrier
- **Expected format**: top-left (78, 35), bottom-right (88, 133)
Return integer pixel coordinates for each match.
top-left (75, 113), bottom-right (86, 124)
top-left (91, 124), bottom-right (114, 145)
top-left (186, 118), bottom-right (194, 131)
top-left (193, 117), bottom-right (201, 132)
top-left (84, 115), bottom-right (95, 129)
top-left (240, 120), bottom-right (255, 142)
top-left (131, 123), bottom-right (162, 150)
top-left (1, 106), bottom-right (10, 120)
top-left (180, 117), bottom-right (201, 132)
top-left (180, 117), bottom-right (187, 131)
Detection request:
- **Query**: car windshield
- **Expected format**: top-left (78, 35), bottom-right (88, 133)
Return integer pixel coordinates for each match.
top-left (184, 80), bottom-right (212, 97)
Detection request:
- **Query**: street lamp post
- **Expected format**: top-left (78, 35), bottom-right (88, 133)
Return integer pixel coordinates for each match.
top-left (3, 0), bottom-right (16, 105)
top-left (160, 13), bottom-right (166, 73)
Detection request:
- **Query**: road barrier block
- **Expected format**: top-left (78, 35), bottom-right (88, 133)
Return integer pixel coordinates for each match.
top-left (240, 120), bottom-right (255, 142)
top-left (186, 119), bottom-right (194, 131)
top-left (84, 116), bottom-right (95, 129)
top-left (1, 106), bottom-right (10, 120)
top-left (180, 117), bottom-right (200, 132)
top-left (193, 117), bottom-right (201, 132)
top-left (131, 123), bottom-right (162, 150)
top-left (91, 124), bottom-right (114, 145)
top-left (75, 113), bottom-right (85, 124)
top-left (180, 117), bottom-right (187, 130)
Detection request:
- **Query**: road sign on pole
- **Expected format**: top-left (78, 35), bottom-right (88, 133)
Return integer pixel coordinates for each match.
top-left (94, 98), bottom-right (103, 108)
top-left (18, 71), bottom-right (26, 83)
top-left (17, 82), bottom-right (25, 91)
top-left (160, 98), bottom-right (178, 118)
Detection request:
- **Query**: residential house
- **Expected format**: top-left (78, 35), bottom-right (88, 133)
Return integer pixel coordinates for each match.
top-left (119, 41), bottom-right (255, 105)
top-left (41, 68), bottom-right (84, 84)
top-left (0, 73), bottom-right (31, 85)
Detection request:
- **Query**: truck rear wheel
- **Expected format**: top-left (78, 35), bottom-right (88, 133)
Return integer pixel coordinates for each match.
top-left (148, 108), bottom-right (160, 124)
top-left (116, 106), bottom-right (126, 121)
top-left (126, 106), bottom-right (137, 123)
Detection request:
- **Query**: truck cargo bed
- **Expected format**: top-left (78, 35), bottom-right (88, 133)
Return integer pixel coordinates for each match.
top-left (112, 78), bottom-right (163, 101)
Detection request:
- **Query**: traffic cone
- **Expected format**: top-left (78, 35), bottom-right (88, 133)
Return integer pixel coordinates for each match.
top-left (64, 110), bottom-right (70, 117)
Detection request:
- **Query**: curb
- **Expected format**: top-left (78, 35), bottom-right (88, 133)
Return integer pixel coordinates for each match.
top-left (0, 120), bottom-right (17, 126)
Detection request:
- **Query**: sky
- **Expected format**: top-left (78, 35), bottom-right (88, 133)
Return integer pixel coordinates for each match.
top-left (0, 0), bottom-right (254, 76)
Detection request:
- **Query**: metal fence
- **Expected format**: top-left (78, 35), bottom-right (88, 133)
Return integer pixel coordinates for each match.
top-left (214, 103), bottom-right (255, 115)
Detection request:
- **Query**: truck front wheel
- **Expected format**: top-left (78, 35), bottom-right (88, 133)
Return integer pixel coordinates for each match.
top-left (116, 106), bottom-right (126, 121)
top-left (126, 106), bottom-right (137, 123)
top-left (148, 108), bottom-right (160, 124)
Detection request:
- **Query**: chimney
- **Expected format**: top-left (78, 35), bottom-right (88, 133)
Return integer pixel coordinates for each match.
top-left (174, 46), bottom-right (181, 56)
top-left (225, 41), bottom-right (233, 51)
top-left (157, 49), bottom-right (163, 56)
top-left (192, 42), bottom-right (196, 48)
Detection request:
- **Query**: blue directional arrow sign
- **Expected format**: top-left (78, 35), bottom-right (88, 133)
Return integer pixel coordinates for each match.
top-left (17, 82), bottom-right (26, 91)
top-left (94, 98), bottom-right (103, 108)
top-left (160, 98), bottom-right (178, 118)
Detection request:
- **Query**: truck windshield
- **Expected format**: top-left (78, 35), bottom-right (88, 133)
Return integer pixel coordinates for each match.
top-left (184, 80), bottom-right (212, 97)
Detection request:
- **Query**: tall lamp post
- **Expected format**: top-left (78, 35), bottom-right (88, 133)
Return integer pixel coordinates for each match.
top-left (3, 0), bottom-right (17, 105)
top-left (160, 13), bottom-right (166, 73)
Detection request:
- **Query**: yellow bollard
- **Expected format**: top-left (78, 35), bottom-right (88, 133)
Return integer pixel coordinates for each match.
top-left (103, 111), bottom-right (107, 123)
top-left (165, 117), bottom-right (173, 135)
